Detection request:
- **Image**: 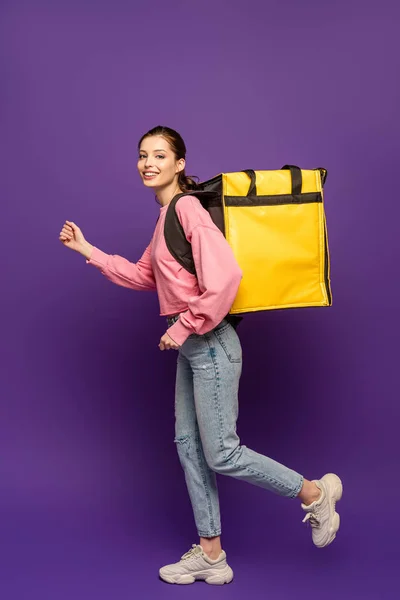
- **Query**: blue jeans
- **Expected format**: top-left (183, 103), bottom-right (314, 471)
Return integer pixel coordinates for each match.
top-left (171, 317), bottom-right (304, 538)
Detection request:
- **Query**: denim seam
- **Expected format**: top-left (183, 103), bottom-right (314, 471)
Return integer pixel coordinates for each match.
top-left (205, 335), bottom-right (299, 497)
top-left (205, 337), bottom-right (227, 470)
top-left (175, 431), bottom-right (217, 533)
top-left (214, 327), bottom-right (241, 363)
top-left (194, 429), bottom-right (216, 534)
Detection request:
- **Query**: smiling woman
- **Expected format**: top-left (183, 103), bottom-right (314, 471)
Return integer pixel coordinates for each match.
top-left (58, 124), bottom-right (342, 586)
top-left (137, 125), bottom-right (199, 199)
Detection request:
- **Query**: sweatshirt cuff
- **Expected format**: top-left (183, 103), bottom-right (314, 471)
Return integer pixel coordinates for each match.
top-left (86, 246), bottom-right (109, 267)
top-left (166, 318), bottom-right (193, 346)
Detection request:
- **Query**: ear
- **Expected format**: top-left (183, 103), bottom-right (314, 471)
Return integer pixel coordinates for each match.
top-left (176, 158), bottom-right (185, 173)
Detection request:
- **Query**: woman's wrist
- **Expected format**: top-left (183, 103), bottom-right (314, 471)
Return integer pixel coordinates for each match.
top-left (80, 242), bottom-right (94, 260)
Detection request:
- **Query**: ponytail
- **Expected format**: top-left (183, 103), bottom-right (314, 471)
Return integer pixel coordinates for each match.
top-left (178, 171), bottom-right (200, 192)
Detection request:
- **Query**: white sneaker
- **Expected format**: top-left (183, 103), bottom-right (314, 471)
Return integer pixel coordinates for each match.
top-left (301, 473), bottom-right (343, 548)
top-left (159, 544), bottom-right (234, 585)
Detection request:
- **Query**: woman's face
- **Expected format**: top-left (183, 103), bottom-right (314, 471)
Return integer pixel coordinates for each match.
top-left (137, 135), bottom-right (185, 189)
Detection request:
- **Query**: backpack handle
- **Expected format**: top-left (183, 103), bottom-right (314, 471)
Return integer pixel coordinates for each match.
top-left (240, 165), bottom-right (326, 196)
top-left (241, 170), bottom-right (257, 196)
top-left (281, 164), bottom-right (302, 194)
top-left (242, 166), bottom-right (303, 196)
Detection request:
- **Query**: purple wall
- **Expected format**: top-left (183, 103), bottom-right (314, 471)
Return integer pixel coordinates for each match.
top-left (1, 1), bottom-right (398, 598)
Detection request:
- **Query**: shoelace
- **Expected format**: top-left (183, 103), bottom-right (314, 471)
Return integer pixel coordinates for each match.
top-left (180, 544), bottom-right (202, 561)
top-left (302, 485), bottom-right (328, 527)
top-left (302, 510), bottom-right (321, 527)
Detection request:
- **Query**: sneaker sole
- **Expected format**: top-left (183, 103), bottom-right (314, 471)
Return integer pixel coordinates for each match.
top-left (159, 564), bottom-right (234, 585)
top-left (316, 473), bottom-right (343, 548)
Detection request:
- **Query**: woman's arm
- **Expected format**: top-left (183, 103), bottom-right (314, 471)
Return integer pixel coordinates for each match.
top-left (87, 243), bottom-right (157, 292)
top-left (59, 220), bottom-right (157, 292)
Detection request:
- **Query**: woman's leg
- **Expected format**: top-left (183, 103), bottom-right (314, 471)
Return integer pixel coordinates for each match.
top-left (180, 320), bottom-right (342, 552)
top-left (174, 349), bottom-right (222, 540)
top-left (199, 480), bottom-right (322, 554)
top-left (190, 321), bottom-right (305, 498)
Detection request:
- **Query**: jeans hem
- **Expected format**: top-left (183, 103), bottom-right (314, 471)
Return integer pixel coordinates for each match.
top-left (288, 475), bottom-right (304, 499)
top-left (198, 530), bottom-right (222, 538)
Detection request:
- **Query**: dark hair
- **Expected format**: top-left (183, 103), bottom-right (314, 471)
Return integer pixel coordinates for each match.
top-left (138, 125), bottom-right (200, 193)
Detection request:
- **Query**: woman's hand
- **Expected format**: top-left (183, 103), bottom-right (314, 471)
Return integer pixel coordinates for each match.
top-left (159, 332), bottom-right (180, 351)
top-left (59, 221), bottom-right (93, 259)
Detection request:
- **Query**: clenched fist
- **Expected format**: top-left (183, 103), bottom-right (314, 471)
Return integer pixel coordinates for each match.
top-left (59, 221), bottom-right (93, 259)
top-left (159, 332), bottom-right (180, 351)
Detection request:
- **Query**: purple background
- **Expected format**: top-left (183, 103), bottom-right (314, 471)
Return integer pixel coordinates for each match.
top-left (1, 0), bottom-right (399, 598)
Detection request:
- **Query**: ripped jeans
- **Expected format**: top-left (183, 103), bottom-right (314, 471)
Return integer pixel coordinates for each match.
top-left (172, 317), bottom-right (304, 538)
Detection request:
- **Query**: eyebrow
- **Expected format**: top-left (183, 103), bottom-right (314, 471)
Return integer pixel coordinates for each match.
top-left (139, 149), bottom-right (167, 153)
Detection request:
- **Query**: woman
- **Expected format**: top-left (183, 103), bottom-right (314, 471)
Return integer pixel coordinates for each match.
top-left (59, 126), bottom-right (343, 585)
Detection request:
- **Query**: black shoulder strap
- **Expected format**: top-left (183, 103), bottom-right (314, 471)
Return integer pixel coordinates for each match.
top-left (164, 193), bottom-right (197, 275)
top-left (163, 192), bottom-right (243, 329)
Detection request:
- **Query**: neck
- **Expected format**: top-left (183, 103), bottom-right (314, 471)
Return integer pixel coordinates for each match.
top-left (155, 181), bottom-right (183, 207)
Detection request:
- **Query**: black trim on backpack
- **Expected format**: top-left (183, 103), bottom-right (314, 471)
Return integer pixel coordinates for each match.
top-left (224, 314), bottom-right (243, 329)
top-left (224, 191), bottom-right (322, 207)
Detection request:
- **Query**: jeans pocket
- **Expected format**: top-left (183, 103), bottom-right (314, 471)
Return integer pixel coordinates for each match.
top-left (214, 323), bottom-right (242, 363)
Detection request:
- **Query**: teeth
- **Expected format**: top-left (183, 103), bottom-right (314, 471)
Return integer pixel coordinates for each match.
top-left (144, 172), bottom-right (157, 176)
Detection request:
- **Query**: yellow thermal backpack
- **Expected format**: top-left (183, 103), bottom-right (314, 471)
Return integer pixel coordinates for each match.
top-left (165, 165), bottom-right (331, 320)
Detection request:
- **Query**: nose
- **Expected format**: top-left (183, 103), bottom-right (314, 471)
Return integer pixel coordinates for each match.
top-left (144, 157), bottom-right (153, 168)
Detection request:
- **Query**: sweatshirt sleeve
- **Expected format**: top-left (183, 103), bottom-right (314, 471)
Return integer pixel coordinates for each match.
top-left (86, 243), bottom-right (157, 292)
top-left (166, 196), bottom-right (242, 346)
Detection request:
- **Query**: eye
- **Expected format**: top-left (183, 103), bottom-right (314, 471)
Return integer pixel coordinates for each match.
top-left (156, 155), bottom-right (165, 159)
top-left (139, 154), bottom-right (146, 159)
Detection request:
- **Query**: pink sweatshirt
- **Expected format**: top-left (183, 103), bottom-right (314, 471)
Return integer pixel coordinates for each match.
top-left (87, 194), bottom-right (242, 346)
